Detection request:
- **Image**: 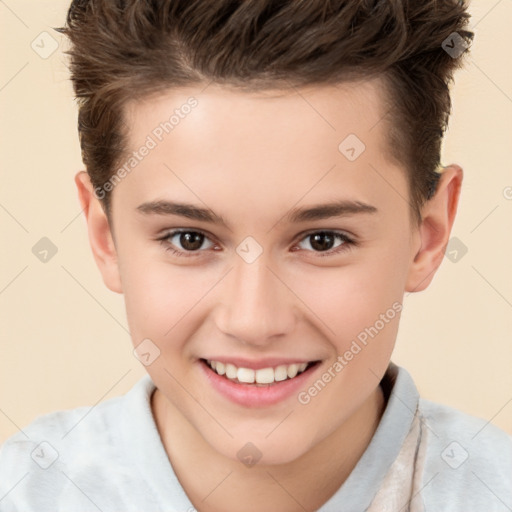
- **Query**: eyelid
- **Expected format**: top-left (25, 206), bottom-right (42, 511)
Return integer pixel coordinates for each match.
top-left (157, 226), bottom-right (217, 240)
top-left (295, 228), bottom-right (356, 243)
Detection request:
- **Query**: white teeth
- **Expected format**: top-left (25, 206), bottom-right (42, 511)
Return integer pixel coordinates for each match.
top-left (225, 363), bottom-right (238, 379)
top-left (274, 365), bottom-right (288, 382)
top-left (206, 360), bottom-right (312, 384)
top-left (255, 367), bottom-right (275, 384)
top-left (237, 367), bottom-right (255, 383)
top-left (287, 364), bottom-right (299, 379)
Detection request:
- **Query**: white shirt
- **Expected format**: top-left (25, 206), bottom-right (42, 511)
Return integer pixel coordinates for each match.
top-left (1, 363), bottom-right (511, 511)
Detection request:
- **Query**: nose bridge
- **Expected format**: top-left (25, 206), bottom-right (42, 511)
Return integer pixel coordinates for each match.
top-left (215, 251), bottom-right (296, 345)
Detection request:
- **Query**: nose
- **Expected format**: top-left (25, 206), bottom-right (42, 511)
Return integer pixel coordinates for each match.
top-left (213, 253), bottom-right (297, 347)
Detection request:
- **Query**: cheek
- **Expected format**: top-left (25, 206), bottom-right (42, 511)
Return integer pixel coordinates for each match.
top-left (292, 264), bottom-right (403, 426)
top-left (120, 252), bottom-right (212, 350)
top-left (298, 251), bottom-right (407, 345)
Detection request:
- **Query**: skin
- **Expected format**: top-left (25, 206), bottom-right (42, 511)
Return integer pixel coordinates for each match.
top-left (76, 78), bottom-right (462, 512)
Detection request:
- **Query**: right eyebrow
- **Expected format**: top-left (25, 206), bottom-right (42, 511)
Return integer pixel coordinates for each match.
top-left (136, 200), bottom-right (231, 229)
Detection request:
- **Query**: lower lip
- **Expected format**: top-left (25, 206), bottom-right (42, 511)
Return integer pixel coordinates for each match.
top-left (199, 359), bottom-right (321, 408)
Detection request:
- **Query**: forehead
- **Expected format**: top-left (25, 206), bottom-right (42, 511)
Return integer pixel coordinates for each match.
top-left (124, 78), bottom-right (390, 153)
top-left (115, 79), bottom-right (405, 221)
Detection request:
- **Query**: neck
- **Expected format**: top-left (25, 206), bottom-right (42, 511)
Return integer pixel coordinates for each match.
top-left (151, 384), bottom-right (386, 512)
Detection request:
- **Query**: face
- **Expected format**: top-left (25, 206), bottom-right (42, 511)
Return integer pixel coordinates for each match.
top-left (94, 80), bottom-right (424, 464)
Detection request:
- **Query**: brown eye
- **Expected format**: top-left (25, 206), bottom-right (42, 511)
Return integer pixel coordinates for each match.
top-left (175, 231), bottom-right (205, 251)
top-left (308, 232), bottom-right (336, 251)
top-left (296, 231), bottom-right (354, 256)
top-left (160, 230), bottom-right (215, 255)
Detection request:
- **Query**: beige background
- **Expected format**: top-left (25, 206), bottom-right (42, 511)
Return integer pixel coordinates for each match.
top-left (1, 0), bottom-right (511, 445)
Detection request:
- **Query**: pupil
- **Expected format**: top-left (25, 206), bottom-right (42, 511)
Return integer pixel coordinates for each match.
top-left (180, 232), bottom-right (203, 251)
top-left (310, 232), bottom-right (334, 251)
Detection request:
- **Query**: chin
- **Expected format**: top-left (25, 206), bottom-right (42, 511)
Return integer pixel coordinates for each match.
top-left (206, 432), bottom-right (313, 468)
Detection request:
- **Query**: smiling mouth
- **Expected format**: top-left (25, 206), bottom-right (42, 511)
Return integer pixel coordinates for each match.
top-left (200, 358), bottom-right (320, 386)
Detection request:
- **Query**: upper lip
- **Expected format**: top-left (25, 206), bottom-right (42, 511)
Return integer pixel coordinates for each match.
top-left (201, 357), bottom-right (320, 370)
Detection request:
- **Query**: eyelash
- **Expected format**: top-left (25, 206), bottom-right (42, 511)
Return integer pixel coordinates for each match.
top-left (156, 229), bottom-right (356, 258)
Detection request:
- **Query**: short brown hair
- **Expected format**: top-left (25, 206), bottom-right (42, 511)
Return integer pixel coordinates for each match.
top-left (57, 0), bottom-right (473, 223)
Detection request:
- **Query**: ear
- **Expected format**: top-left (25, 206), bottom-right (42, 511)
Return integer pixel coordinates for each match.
top-left (75, 171), bottom-right (123, 293)
top-left (405, 164), bottom-right (463, 292)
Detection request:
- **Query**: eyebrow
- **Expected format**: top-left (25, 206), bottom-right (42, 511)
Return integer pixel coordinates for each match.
top-left (286, 200), bottom-right (377, 223)
top-left (136, 199), bottom-right (378, 228)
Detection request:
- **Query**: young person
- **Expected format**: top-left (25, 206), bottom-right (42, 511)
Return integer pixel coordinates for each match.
top-left (1, 1), bottom-right (510, 510)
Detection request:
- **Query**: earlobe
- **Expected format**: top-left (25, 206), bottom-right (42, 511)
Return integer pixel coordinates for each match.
top-left (75, 171), bottom-right (123, 294)
top-left (405, 164), bottom-right (463, 292)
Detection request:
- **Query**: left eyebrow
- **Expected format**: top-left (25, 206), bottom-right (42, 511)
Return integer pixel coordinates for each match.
top-left (285, 200), bottom-right (378, 223)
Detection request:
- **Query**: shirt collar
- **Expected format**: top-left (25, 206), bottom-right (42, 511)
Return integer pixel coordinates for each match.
top-left (318, 362), bottom-right (420, 511)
